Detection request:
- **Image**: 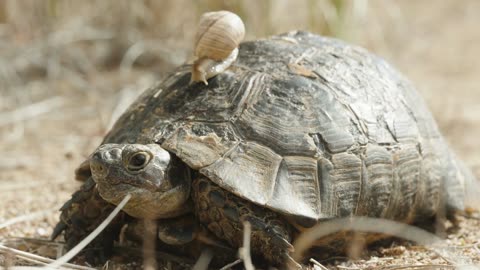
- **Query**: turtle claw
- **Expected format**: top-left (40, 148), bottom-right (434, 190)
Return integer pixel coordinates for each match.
top-left (158, 216), bottom-right (196, 245)
top-left (284, 253), bottom-right (302, 269)
top-left (59, 198), bottom-right (73, 211)
top-left (51, 221), bottom-right (67, 240)
top-left (271, 234), bottom-right (295, 252)
top-left (52, 177), bottom-right (127, 265)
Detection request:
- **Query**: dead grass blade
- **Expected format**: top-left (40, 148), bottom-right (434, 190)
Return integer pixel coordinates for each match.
top-left (293, 217), bottom-right (442, 262)
top-left (46, 193), bottom-right (131, 269)
top-left (336, 266), bottom-right (361, 270)
top-left (298, 218), bottom-right (480, 269)
top-left (238, 221), bottom-right (255, 270)
top-left (0, 237), bottom-right (65, 260)
top-left (142, 219), bottom-right (158, 270)
top-left (192, 248), bottom-right (213, 270)
top-left (0, 207), bottom-right (58, 230)
top-left (120, 41), bottom-right (147, 73)
top-left (309, 258), bottom-right (329, 270)
top-left (219, 259), bottom-right (242, 270)
top-left (0, 96), bottom-right (64, 127)
top-left (1, 237), bottom-right (60, 246)
top-left (0, 244), bottom-right (94, 270)
top-left (12, 253), bottom-right (50, 267)
top-left (377, 264), bottom-right (456, 270)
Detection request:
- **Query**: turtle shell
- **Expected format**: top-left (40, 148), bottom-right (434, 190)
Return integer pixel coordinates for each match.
top-left (102, 31), bottom-right (466, 221)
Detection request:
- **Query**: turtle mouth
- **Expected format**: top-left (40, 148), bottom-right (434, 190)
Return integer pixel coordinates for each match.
top-left (92, 172), bottom-right (163, 194)
top-left (96, 181), bottom-right (159, 204)
top-left (114, 178), bottom-right (162, 193)
top-left (96, 182), bottom-right (190, 219)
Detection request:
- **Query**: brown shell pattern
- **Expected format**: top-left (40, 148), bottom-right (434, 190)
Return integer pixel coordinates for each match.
top-left (104, 31), bottom-right (470, 222)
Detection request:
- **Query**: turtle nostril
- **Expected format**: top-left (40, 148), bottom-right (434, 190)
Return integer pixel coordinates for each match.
top-left (90, 158), bottom-right (107, 177)
top-left (97, 164), bottom-right (104, 172)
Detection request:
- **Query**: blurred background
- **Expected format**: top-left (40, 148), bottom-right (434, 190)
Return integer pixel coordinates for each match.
top-left (0, 0), bottom-right (479, 266)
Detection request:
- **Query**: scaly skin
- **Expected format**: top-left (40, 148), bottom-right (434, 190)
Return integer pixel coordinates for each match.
top-left (52, 177), bottom-right (128, 265)
top-left (192, 176), bottom-right (294, 265)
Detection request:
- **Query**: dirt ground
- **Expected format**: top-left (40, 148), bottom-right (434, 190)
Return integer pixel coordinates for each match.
top-left (0, 1), bottom-right (479, 269)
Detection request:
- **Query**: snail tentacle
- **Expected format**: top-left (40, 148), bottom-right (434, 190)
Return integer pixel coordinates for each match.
top-left (191, 47), bottom-right (239, 85)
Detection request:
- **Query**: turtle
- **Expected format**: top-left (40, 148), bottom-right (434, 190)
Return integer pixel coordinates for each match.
top-left (52, 31), bottom-right (472, 267)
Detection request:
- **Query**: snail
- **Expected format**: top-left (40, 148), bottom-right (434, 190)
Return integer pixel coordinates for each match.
top-left (191, 11), bottom-right (245, 85)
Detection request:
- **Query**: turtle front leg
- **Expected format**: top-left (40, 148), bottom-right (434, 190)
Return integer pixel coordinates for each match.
top-left (157, 216), bottom-right (197, 245)
top-left (52, 177), bottom-right (128, 265)
top-left (192, 176), bottom-right (295, 266)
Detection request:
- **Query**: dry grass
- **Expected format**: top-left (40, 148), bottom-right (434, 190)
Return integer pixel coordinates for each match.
top-left (1, 0), bottom-right (479, 269)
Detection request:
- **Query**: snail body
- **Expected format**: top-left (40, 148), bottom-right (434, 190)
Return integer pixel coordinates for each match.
top-left (191, 11), bottom-right (245, 85)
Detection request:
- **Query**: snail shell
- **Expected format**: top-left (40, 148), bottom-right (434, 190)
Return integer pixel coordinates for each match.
top-left (191, 11), bottom-right (245, 85)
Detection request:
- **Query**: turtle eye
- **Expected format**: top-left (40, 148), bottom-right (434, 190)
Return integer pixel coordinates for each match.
top-left (127, 152), bottom-right (151, 171)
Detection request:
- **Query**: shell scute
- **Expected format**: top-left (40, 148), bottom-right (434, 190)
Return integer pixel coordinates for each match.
top-left (103, 31), bottom-right (468, 220)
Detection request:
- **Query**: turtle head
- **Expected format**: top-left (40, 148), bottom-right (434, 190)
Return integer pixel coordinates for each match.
top-left (90, 143), bottom-right (191, 219)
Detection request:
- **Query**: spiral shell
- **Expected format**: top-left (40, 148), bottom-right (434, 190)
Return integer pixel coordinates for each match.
top-left (194, 11), bottom-right (245, 60)
top-left (191, 11), bottom-right (245, 85)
